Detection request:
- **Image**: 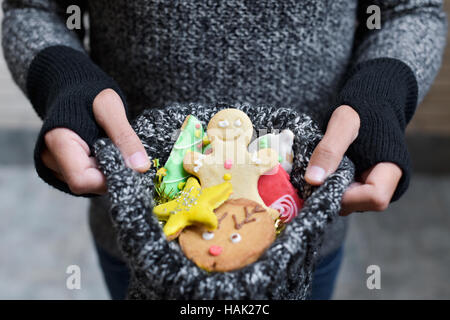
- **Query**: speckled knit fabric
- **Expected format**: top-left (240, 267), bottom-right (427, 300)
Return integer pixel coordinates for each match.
top-left (94, 103), bottom-right (354, 299)
top-left (2, 0), bottom-right (446, 271)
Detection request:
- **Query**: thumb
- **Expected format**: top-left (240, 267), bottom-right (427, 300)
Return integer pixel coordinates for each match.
top-left (93, 89), bottom-right (151, 172)
top-left (305, 105), bottom-right (360, 185)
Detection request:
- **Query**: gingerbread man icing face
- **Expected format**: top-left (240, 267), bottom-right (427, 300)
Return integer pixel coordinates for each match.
top-left (179, 199), bottom-right (276, 272)
top-left (206, 109), bottom-right (253, 143)
top-left (183, 109), bottom-right (280, 217)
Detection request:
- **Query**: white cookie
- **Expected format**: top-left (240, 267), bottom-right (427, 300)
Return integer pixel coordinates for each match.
top-left (248, 129), bottom-right (295, 174)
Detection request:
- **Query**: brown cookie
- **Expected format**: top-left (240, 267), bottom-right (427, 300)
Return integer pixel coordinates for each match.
top-left (178, 198), bottom-right (276, 272)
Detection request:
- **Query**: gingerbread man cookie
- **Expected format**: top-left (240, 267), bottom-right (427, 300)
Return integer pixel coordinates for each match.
top-left (179, 198), bottom-right (276, 272)
top-left (183, 109), bottom-right (279, 217)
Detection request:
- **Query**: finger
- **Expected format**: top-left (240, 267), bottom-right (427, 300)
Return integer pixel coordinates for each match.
top-left (305, 105), bottom-right (360, 185)
top-left (44, 131), bottom-right (97, 185)
top-left (340, 184), bottom-right (375, 216)
top-left (46, 129), bottom-right (107, 195)
top-left (41, 146), bottom-right (61, 173)
top-left (93, 89), bottom-right (151, 172)
top-left (43, 128), bottom-right (92, 171)
top-left (340, 162), bottom-right (402, 215)
top-left (356, 165), bottom-right (374, 183)
top-left (364, 162), bottom-right (402, 191)
top-left (339, 182), bottom-right (363, 216)
top-left (41, 149), bottom-right (66, 182)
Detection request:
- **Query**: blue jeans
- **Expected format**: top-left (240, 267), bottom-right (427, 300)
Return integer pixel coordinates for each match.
top-left (95, 244), bottom-right (130, 300)
top-left (308, 246), bottom-right (344, 300)
top-left (95, 243), bottom-right (343, 300)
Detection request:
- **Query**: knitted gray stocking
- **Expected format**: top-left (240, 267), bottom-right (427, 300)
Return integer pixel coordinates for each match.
top-left (94, 102), bottom-right (354, 299)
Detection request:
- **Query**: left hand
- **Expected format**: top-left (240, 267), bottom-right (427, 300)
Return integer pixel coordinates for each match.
top-left (304, 105), bottom-right (402, 216)
top-left (41, 88), bottom-right (151, 195)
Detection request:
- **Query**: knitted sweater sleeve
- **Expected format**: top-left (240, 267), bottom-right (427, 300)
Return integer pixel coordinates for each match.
top-left (2, 0), bottom-right (124, 196)
top-left (328, 0), bottom-right (447, 201)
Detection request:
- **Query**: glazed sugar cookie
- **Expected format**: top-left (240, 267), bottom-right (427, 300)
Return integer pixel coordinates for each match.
top-left (153, 177), bottom-right (233, 240)
top-left (258, 164), bottom-right (304, 223)
top-left (183, 109), bottom-right (280, 218)
top-left (179, 198), bottom-right (276, 272)
top-left (161, 115), bottom-right (205, 197)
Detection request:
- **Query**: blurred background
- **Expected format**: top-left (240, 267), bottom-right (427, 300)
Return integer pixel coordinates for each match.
top-left (0, 3), bottom-right (449, 300)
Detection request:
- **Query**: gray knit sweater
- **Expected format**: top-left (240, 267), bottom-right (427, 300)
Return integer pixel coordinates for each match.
top-left (2, 0), bottom-right (447, 262)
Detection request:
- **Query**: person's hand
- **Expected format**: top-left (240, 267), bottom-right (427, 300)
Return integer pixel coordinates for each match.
top-left (41, 88), bottom-right (151, 195)
top-left (304, 105), bottom-right (402, 215)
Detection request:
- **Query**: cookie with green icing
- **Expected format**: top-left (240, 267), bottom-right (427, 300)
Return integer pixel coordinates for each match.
top-left (161, 115), bottom-right (205, 197)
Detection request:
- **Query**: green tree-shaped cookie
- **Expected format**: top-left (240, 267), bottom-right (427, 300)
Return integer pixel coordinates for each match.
top-left (161, 115), bottom-right (204, 198)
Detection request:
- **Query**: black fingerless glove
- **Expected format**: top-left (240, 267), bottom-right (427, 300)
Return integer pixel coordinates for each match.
top-left (325, 58), bottom-right (418, 201)
top-left (27, 45), bottom-right (126, 196)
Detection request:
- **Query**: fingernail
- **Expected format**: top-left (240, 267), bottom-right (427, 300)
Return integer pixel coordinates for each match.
top-left (306, 166), bottom-right (326, 183)
top-left (126, 152), bottom-right (149, 170)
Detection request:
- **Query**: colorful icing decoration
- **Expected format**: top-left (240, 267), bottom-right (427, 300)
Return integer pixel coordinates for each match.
top-left (217, 212), bottom-right (228, 229)
top-left (160, 115), bottom-right (205, 198)
top-left (257, 164), bottom-right (304, 223)
top-left (248, 129), bottom-right (295, 174)
top-left (258, 136), bottom-right (269, 149)
top-left (218, 120), bottom-right (229, 128)
top-left (193, 154), bottom-right (206, 173)
top-left (224, 159), bottom-right (233, 169)
top-left (202, 135), bottom-right (212, 154)
top-left (209, 245), bottom-right (223, 256)
top-left (270, 195), bottom-right (299, 223)
top-left (153, 177), bottom-right (233, 239)
top-left (232, 205), bottom-right (260, 229)
top-left (202, 231), bottom-right (214, 240)
top-left (230, 233), bottom-right (241, 243)
top-left (183, 109), bottom-right (280, 219)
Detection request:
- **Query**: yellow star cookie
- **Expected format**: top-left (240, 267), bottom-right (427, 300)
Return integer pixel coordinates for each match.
top-left (153, 177), bottom-right (233, 240)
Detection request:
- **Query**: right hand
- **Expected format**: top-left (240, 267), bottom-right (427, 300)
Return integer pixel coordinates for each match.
top-left (41, 88), bottom-right (151, 195)
top-left (305, 105), bottom-right (401, 215)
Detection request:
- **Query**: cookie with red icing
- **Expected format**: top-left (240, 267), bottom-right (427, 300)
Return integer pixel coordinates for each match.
top-left (179, 198), bottom-right (276, 272)
top-left (258, 164), bottom-right (304, 223)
